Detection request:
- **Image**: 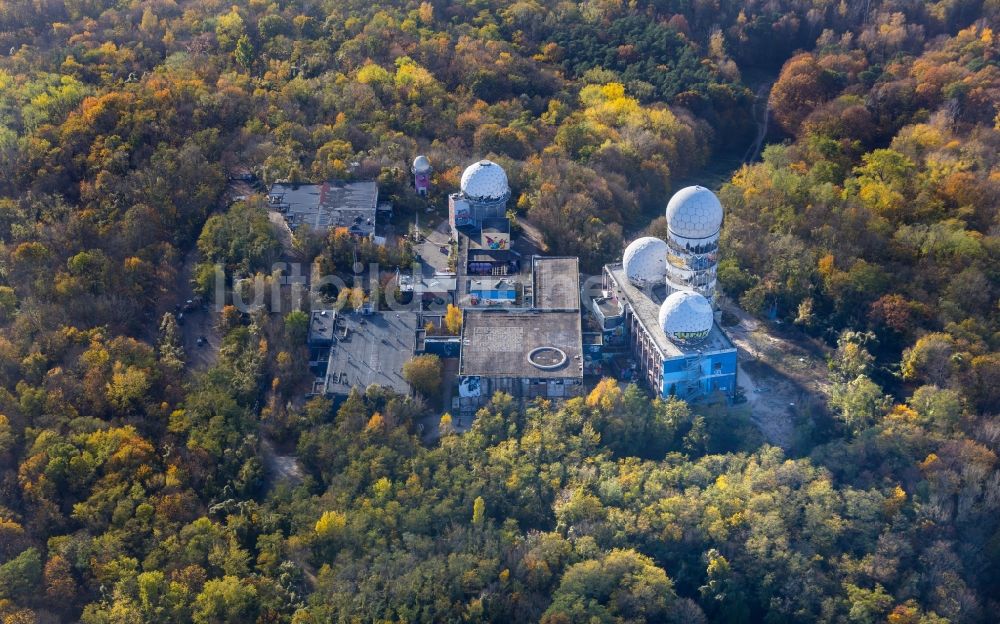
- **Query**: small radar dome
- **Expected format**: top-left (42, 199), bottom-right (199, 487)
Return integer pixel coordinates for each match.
top-left (623, 237), bottom-right (668, 285)
top-left (460, 159), bottom-right (510, 201)
top-left (658, 290), bottom-right (714, 344)
top-left (412, 155), bottom-right (431, 173)
top-left (666, 186), bottom-right (723, 240)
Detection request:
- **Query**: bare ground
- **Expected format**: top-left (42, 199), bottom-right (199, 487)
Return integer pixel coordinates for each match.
top-left (260, 437), bottom-right (304, 486)
top-left (719, 295), bottom-right (832, 449)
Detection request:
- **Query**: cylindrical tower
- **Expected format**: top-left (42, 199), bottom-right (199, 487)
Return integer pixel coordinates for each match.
top-left (412, 155), bottom-right (431, 196)
top-left (664, 186), bottom-right (723, 301)
top-left (459, 160), bottom-right (510, 226)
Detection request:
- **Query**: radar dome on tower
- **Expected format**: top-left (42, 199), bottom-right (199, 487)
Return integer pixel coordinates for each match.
top-left (412, 155), bottom-right (431, 173)
top-left (460, 160), bottom-right (510, 202)
top-left (666, 185), bottom-right (723, 240)
top-left (658, 290), bottom-right (713, 344)
top-left (622, 237), bottom-right (668, 285)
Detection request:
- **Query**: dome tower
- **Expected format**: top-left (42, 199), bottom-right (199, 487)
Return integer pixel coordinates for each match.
top-left (412, 155), bottom-right (432, 196)
top-left (451, 159), bottom-right (510, 230)
top-left (460, 160), bottom-right (510, 205)
top-left (664, 186), bottom-right (723, 301)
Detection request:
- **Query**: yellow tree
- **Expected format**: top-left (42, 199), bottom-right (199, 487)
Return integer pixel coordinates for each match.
top-left (444, 304), bottom-right (463, 335)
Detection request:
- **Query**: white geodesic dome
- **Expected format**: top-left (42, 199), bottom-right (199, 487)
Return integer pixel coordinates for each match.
top-left (412, 155), bottom-right (431, 173)
top-left (666, 186), bottom-right (723, 240)
top-left (623, 236), bottom-right (668, 284)
top-left (658, 290), bottom-right (714, 343)
top-left (461, 160), bottom-right (510, 201)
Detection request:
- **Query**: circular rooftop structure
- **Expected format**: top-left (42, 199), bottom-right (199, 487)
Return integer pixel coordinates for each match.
top-left (461, 159), bottom-right (510, 202)
top-left (412, 154), bottom-right (431, 173)
top-left (666, 186), bottom-right (723, 240)
top-left (527, 346), bottom-right (568, 370)
top-left (658, 290), bottom-right (714, 344)
top-left (623, 236), bottom-right (668, 285)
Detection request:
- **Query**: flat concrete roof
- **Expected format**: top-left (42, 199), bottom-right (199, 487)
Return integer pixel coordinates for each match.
top-left (533, 256), bottom-right (580, 311)
top-left (268, 181), bottom-right (378, 234)
top-left (459, 310), bottom-right (583, 379)
top-left (606, 263), bottom-right (734, 358)
top-left (469, 278), bottom-right (517, 291)
top-left (594, 296), bottom-right (623, 319)
top-left (309, 309), bottom-right (335, 343)
top-left (324, 311), bottom-right (417, 395)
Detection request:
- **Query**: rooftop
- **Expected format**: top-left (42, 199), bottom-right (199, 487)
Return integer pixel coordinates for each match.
top-left (398, 273), bottom-right (457, 294)
top-left (469, 277), bottom-right (517, 291)
top-left (459, 310), bottom-right (583, 379)
top-left (533, 256), bottom-right (580, 311)
top-left (324, 311), bottom-right (418, 396)
top-left (309, 309), bottom-right (335, 343)
top-left (594, 296), bottom-right (623, 319)
top-left (268, 181), bottom-right (378, 234)
top-left (606, 263), bottom-right (734, 358)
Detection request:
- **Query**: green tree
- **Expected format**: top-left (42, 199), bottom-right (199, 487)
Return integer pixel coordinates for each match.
top-left (0, 547), bottom-right (42, 601)
top-left (828, 376), bottom-right (890, 435)
top-left (215, 8), bottom-right (246, 51)
top-left (284, 310), bottom-right (309, 344)
top-left (234, 35), bottom-right (254, 71)
top-left (402, 354), bottom-right (442, 397)
top-left (542, 549), bottom-right (677, 623)
top-left (193, 576), bottom-right (259, 624)
top-left (472, 496), bottom-right (485, 526)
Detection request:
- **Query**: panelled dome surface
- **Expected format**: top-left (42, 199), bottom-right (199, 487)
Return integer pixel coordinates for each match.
top-left (460, 160), bottom-right (510, 201)
top-left (623, 237), bottom-right (668, 284)
top-left (666, 185), bottom-right (724, 240)
top-left (412, 155), bottom-right (431, 173)
top-left (657, 290), bottom-right (714, 343)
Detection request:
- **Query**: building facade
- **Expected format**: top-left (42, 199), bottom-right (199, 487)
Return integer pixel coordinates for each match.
top-left (601, 265), bottom-right (737, 401)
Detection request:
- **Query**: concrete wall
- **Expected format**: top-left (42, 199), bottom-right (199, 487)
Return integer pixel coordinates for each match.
top-left (661, 349), bottom-right (737, 400)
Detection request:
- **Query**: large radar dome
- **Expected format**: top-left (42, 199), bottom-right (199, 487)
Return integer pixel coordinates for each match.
top-left (666, 186), bottom-right (723, 240)
top-left (461, 160), bottom-right (510, 201)
top-left (658, 290), bottom-right (714, 344)
top-left (412, 155), bottom-right (431, 173)
top-left (623, 237), bottom-right (668, 285)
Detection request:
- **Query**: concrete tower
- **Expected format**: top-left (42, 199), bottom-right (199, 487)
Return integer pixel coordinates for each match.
top-left (664, 186), bottom-right (723, 301)
top-left (412, 155), bottom-right (431, 196)
top-left (450, 159), bottom-right (510, 231)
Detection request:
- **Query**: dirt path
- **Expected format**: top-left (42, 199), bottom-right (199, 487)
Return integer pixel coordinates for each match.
top-left (175, 245), bottom-right (220, 371)
top-left (268, 210), bottom-right (295, 257)
top-left (742, 81), bottom-right (774, 164)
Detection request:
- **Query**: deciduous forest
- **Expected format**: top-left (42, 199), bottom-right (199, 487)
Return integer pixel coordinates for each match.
top-left (0, 0), bottom-right (997, 622)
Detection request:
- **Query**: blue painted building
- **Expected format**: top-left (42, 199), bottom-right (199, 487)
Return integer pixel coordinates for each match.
top-left (469, 278), bottom-right (518, 305)
top-left (596, 264), bottom-right (738, 401)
